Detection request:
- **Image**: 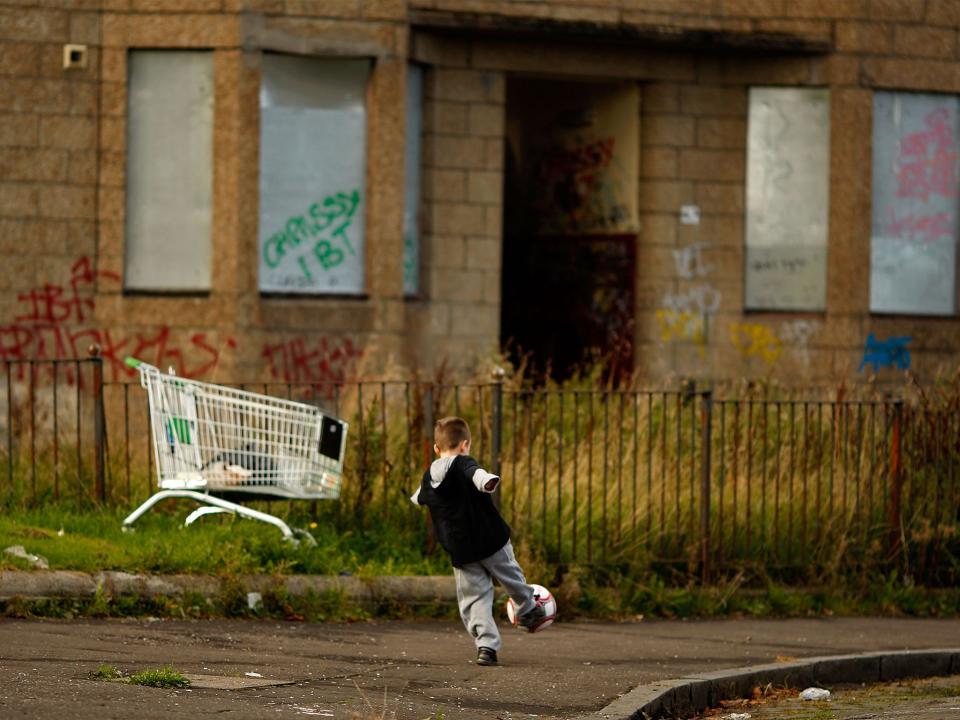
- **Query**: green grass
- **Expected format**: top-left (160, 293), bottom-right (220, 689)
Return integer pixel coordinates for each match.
top-left (128, 666), bottom-right (190, 689)
top-left (0, 505), bottom-right (449, 577)
top-left (93, 664), bottom-right (121, 680)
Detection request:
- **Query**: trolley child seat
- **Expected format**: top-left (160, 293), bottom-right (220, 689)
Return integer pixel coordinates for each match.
top-left (122, 357), bottom-right (348, 544)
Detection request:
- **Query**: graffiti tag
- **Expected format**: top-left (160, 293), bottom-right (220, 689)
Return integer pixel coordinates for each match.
top-left (859, 334), bottom-right (912, 372)
top-left (730, 322), bottom-right (782, 365)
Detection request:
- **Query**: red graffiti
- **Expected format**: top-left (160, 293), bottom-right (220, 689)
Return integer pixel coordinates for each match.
top-left (261, 336), bottom-right (363, 387)
top-left (896, 108), bottom-right (959, 201)
top-left (0, 257), bottom-right (236, 385)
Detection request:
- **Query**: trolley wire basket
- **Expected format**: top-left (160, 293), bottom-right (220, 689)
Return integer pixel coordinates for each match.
top-left (121, 357), bottom-right (348, 543)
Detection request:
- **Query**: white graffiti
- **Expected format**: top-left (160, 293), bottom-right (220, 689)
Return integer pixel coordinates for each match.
top-left (671, 241), bottom-right (712, 280)
top-left (663, 285), bottom-right (722, 315)
top-left (779, 320), bottom-right (821, 367)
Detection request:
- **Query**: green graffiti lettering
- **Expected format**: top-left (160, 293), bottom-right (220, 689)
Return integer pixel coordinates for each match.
top-left (296, 255), bottom-right (313, 281)
top-left (263, 231), bottom-right (289, 269)
top-left (314, 240), bottom-right (344, 270)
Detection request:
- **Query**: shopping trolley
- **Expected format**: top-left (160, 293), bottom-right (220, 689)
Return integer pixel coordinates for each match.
top-left (121, 358), bottom-right (348, 544)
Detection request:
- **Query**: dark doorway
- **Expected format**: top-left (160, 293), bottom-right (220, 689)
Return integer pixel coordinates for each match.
top-left (501, 77), bottom-right (639, 381)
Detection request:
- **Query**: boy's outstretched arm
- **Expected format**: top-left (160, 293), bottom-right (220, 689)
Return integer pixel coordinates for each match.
top-left (461, 456), bottom-right (500, 493)
top-left (410, 485), bottom-right (422, 505)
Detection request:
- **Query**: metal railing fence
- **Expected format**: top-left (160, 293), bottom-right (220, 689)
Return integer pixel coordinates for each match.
top-left (1, 356), bottom-right (957, 584)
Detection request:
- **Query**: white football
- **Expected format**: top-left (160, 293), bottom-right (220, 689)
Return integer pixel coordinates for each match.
top-left (505, 583), bottom-right (557, 633)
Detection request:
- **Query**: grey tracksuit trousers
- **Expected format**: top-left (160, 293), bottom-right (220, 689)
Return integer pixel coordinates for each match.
top-left (454, 540), bottom-right (536, 652)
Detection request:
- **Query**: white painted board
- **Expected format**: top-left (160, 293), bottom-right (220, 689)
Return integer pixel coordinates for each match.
top-left (258, 55), bottom-right (369, 295)
top-left (125, 50), bottom-right (213, 291)
top-left (871, 91), bottom-right (958, 316)
top-left (745, 87), bottom-right (830, 311)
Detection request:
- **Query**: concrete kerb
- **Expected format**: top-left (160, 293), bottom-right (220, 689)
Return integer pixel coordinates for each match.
top-left (581, 649), bottom-right (960, 720)
top-left (0, 570), bottom-right (457, 607)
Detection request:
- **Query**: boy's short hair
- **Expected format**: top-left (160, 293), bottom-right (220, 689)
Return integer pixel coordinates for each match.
top-left (435, 416), bottom-right (471, 450)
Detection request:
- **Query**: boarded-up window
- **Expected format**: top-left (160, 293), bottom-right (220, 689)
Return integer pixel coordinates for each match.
top-left (258, 55), bottom-right (369, 295)
top-left (403, 64), bottom-right (423, 296)
top-left (125, 50), bottom-right (213, 291)
top-left (871, 92), bottom-right (959, 316)
top-left (745, 87), bottom-right (830, 311)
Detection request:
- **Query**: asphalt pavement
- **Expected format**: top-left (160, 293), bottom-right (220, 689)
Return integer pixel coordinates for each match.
top-left (1, 617), bottom-right (959, 719)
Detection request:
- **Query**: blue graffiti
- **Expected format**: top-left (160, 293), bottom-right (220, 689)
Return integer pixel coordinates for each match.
top-left (858, 334), bottom-right (912, 372)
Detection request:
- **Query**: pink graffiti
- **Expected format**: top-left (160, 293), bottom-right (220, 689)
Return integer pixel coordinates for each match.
top-left (896, 108), bottom-right (959, 201)
top-left (886, 209), bottom-right (953, 243)
top-left (261, 336), bottom-right (363, 387)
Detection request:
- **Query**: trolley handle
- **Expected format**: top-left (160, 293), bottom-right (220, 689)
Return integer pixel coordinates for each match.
top-left (125, 356), bottom-right (159, 388)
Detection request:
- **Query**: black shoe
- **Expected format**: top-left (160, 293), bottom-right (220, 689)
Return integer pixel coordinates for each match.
top-left (517, 602), bottom-right (546, 631)
top-left (476, 647), bottom-right (498, 666)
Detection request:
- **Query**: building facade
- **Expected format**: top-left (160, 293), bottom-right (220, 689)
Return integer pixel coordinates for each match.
top-left (3, 0), bottom-right (960, 385)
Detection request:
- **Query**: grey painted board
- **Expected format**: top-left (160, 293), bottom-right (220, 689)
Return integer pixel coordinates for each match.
top-left (258, 55), bottom-right (369, 295)
top-left (745, 87), bottom-right (830, 311)
top-left (403, 63), bottom-right (423, 296)
top-left (871, 91), bottom-right (959, 316)
top-left (125, 50), bottom-right (213, 291)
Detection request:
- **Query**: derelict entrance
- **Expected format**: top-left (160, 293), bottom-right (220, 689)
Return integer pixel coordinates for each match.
top-left (501, 77), bottom-right (639, 380)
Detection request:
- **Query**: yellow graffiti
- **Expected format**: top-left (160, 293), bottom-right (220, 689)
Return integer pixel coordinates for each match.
top-left (730, 322), bottom-right (782, 364)
top-left (657, 310), bottom-right (707, 356)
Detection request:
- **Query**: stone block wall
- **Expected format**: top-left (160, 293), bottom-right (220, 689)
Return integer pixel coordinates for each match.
top-left (2, 0), bottom-right (960, 387)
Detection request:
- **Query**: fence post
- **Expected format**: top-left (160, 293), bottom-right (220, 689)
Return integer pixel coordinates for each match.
top-left (490, 367), bottom-right (505, 509)
top-left (699, 390), bottom-right (713, 585)
top-left (89, 345), bottom-right (106, 504)
top-left (888, 401), bottom-right (904, 564)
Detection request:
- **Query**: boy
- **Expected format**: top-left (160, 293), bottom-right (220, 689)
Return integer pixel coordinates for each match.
top-left (411, 416), bottom-right (545, 666)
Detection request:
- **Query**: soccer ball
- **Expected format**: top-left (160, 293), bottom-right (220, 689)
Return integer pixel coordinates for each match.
top-left (505, 584), bottom-right (557, 633)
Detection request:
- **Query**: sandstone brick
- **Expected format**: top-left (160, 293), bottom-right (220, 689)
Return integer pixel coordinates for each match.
top-left (431, 70), bottom-right (504, 104)
top-left (0, 146), bottom-right (67, 182)
top-left (696, 117), bottom-right (745, 149)
top-left (679, 86), bottom-right (746, 116)
top-left (927, 0), bottom-right (960, 27)
top-left (482, 205), bottom-right (500, 238)
top-left (69, 12), bottom-right (100, 44)
top-left (99, 116), bottom-right (125, 151)
top-left (425, 135), bottom-right (485, 169)
top-left (641, 147), bottom-right (678, 179)
top-left (465, 236), bottom-right (499, 270)
top-left (836, 21), bottom-right (892, 52)
top-left (869, 0), bottom-right (925, 21)
top-left (679, 149), bottom-right (743, 182)
top-left (98, 187), bottom-right (124, 222)
top-left (427, 234), bottom-right (466, 270)
top-left (467, 103), bottom-right (504, 137)
top-left (39, 115), bottom-right (96, 149)
top-left (434, 267), bottom-right (485, 302)
top-left (70, 82), bottom-right (98, 118)
top-left (467, 170), bottom-right (501, 205)
top-left (0, 113), bottom-right (38, 146)
top-left (640, 213), bottom-right (677, 245)
top-left (67, 149), bottom-right (96, 184)
top-left (429, 202), bottom-right (485, 236)
top-left (423, 168), bottom-right (466, 202)
top-left (643, 83), bottom-right (679, 114)
top-left (42, 184), bottom-right (94, 219)
top-left (411, 34), bottom-right (468, 66)
top-left (449, 302), bottom-right (498, 338)
top-left (283, 0), bottom-right (360, 18)
top-left (810, 55), bottom-right (862, 86)
top-left (638, 180), bottom-right (694, 213)
top-left (483, 138), bottom-right (503, 170)
top-left (550, 4), bottom-right (619, 23)
top-left (754, 18), bottom-right (832, 42)
top-left (642, 115), bottom-right (695, 146)
top-left (894, 25), bottom-right (956, 59)
top-left (678, 214), bottom-right (743, 247)
top-left (721, 56), bottom-right (812, 85)
top-left (0, 78), bottom-right (69, 114)
top-left (0, 43), bottom-right (38, 76)
top-left (102, 13), bottom-right (238, 48)
top-left (694, 183), bottom-right (744, 214)
top-left (100, 81), bottom-right (125, 117)
top-left (100, 48), bottom-right (125, 83)
top-left (0, 8), bottom-right (67, 42)
top-left (0, 182), bottom-right (37, 217)
top-left (423, 100), bottom-right (467, 134)
top-left (98, 219), bottom-right (123, 257)
top-left (787, 0), bottom-right (866, 19)
top-left (717, 0), bottom-right (786, 16)
top-left (361, 0), bottom-right (405, 20)
top-left (861, 57), bottom-right (960, 93)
